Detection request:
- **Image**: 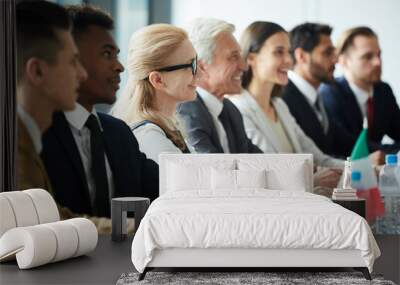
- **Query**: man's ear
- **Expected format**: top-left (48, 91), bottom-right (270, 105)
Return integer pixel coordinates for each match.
top-left (197, 59), bottom-right (209, 81)
top-left (148, 71), bottom-right (164, 90)
top-left (294, 47), bottom-right (309, 65)
top-left (25, 58), bottom-right (48, 86)
top-left (338, 54), bottom-right (347, 68)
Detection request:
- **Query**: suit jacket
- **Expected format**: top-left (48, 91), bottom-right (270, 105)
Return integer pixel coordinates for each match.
top-left (320, 77), bottom-right (400, 154)
top-left (282, 79), bottom-right (352, 157)
top-left (229, 91), bottom-right (343, 168)
top-left (41, 112), bottom-right (159, 217)
top-left (177, 94), bottom-right (262, 153)
top-left (17, 117), bottom-right (52, 192)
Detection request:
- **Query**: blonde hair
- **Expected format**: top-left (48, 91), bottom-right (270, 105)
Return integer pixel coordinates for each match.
top-left (111, 24), bottom-right (188, 150)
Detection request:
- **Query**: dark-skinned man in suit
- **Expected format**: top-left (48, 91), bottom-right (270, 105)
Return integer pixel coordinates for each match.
top-left (42, 5), bottom-right (159, 234)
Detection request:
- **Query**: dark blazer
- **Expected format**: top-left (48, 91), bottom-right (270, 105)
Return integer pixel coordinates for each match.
top-left (320, 76), bottom-right (400, 154)
top-left (41, 112), bottom-right (159, 217)
top-left (177, 94), bottom-right (262, 153)
top-left (282, 80), bottom-right (353, 157)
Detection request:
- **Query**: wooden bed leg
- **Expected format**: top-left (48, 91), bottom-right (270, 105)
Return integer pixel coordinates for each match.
top-left (354, 267), bottom-right (371, 280)
top-left (138, 268), bottom-right (148, 281)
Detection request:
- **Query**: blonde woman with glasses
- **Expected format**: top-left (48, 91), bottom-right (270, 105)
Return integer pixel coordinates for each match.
top-left (111, 24), bottom-right (199, 163)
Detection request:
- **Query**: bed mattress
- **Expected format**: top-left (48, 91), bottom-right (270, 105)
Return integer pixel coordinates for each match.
top-left (131, 190), bottom-right (380, 273)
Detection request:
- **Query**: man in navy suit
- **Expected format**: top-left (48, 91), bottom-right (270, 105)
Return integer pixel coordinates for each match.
top-left (320, 26), bottom-right (400, 155)
top-left (177, 18), bottom-right (262, 154)
top-left (41, 5), bottom-right (158, 223)
top-left (282, 23), bottom-right (354, 158)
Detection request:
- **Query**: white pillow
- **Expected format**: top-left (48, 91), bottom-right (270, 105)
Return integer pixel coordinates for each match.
top-left (211, 168), bottom-right (267, 190)
top-left (238, 158), bottom-right (307, 191)
top-left (236, 169), bottom-right (267, 189)
top-left (166, 160), bottom-right (235, 192)
top-left (211, 168), bottom-right (236, 190)
top-left (167, 162), bottom-right (210, 191)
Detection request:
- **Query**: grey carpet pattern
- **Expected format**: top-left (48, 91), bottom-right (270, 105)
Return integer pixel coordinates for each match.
top-left (117, 271), bottom-right (396, 285)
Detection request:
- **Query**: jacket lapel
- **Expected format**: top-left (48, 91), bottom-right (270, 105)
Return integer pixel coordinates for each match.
top-left (17, 117), bottom-right (53, 192)
top-left (339, 78), bottom-right (363, 132)
top-left (273, 99), bottom-right (302, 153)
top-left (242, 93), bottom-right (280, 152)
top-left (197, 95), bottom-right (225, 153)
top-left (51, 112), bottom-right (88, 191)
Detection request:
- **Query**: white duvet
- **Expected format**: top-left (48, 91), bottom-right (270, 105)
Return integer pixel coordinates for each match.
top-left (131, 190), bottom-right (380, 273)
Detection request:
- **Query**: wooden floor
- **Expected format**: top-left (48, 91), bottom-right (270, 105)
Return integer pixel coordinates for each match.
top-left (373, 235), bottom-right (400, 284)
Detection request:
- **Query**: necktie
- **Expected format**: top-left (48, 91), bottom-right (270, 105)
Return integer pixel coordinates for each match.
top-left (367, 97), bottom-right (374, 136)
top-left (85, 114), bottom-right (110, 217)
top-left (218, 105), bottom-right (235, 152)
top-left (314, 96), bottom-right (328, 133)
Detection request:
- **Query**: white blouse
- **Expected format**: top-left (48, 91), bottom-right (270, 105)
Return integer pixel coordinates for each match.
top-left (229, 90), bottom-right (343, 168)
top-left (131, 122), bottom-right (183, 164)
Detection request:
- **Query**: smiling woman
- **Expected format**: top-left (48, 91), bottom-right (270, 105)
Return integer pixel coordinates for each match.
top-left (111, 23), bottom-right (199, 163)
top-left (228, 21), bottom-right (344, 189)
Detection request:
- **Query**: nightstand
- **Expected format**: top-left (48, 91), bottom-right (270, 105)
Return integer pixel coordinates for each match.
top-left (332, 198), bottom-right (366, 218)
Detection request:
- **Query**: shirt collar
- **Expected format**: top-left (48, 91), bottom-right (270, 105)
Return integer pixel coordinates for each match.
top-left (288, 71), bottom-right (319, 105)
top-left (17, 105), bottom-right (42, 153)
top-left (348, 81), bottom-right (373, 106)
top-left (64, 103), bottom-right (103, 132)
top-left (197, 87), bottom-right (224, 118)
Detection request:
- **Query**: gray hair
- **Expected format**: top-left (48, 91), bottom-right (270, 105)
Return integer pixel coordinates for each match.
top-left (185, 18), bottom-right (235, 64)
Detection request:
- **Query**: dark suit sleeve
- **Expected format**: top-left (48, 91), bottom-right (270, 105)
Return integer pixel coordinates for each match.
top-left (320, 83), bottom-right (361, 154)
top-left (384, 83), bottom-right (400, 142)
top-left (320, 84), bottom-right (351, 134)
top-left (122, 123), bottom-right (159, 201)
top-left (328, 121), bottom-right (356, 157)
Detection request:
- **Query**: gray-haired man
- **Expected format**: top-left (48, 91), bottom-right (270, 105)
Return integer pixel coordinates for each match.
top-left (177, 18), bottom-right (262, 153)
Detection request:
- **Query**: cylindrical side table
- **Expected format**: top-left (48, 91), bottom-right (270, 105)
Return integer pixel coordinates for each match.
top-left (111, 197), bottom-right (150, 242)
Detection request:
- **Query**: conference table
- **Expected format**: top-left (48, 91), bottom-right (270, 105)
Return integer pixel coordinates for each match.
top-left (1, 234), bottom-right (398, 284)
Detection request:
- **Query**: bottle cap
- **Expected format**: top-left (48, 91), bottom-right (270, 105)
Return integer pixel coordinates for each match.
top-left (351, 171), bottom-right (361, 181)
top-left (385, 154), bottom-right (398, 165)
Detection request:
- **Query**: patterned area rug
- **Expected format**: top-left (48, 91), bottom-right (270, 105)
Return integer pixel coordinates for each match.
top-left (117, 271), bottom-right (396, 285)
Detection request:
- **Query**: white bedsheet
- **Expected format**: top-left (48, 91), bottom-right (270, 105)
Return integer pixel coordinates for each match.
top-left (131, 190), bottom-right (380, 273)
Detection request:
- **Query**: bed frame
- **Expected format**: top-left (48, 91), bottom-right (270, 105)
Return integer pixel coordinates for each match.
top-left (140, 248), bottom-right (370, 280)
top-left (138, 154), bottom-right (371, 280)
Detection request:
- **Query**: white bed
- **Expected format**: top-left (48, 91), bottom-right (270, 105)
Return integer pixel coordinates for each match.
top-left (131, 154), bottom-right (380, 280)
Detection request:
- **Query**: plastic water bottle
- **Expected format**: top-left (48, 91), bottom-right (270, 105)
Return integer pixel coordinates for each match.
top-left (377, 154), bottom-right (400, 234)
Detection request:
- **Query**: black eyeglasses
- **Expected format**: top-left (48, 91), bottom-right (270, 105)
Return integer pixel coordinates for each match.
top-left (154, 56), bottom-right (197, 76)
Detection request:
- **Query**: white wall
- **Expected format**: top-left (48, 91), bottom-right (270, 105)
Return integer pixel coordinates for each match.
top-left (172, 0), bottom-right (400, 102)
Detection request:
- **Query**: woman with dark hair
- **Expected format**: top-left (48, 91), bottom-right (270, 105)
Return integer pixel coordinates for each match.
top-left (229, 21), bottom-right (343, 187)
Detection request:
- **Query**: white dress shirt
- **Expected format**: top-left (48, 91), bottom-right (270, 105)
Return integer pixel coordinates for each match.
top-left (132, 122), bottom-right (183, 164)
top-left (17, 105), bottom-right (42, 153)
top-left (64, 103), bottom-right (114, 203)
top-left (348, 81), bottom-right (373, 118)
top-left (197, 87), bottom-right (230, 153)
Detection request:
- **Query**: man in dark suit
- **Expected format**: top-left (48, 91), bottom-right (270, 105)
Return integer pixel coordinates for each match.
top-left (282, 23), bottom-right (354, 157)
top-left (41, 5), bottom-right (158, 223)
top-left (177, 18), bottom-right (262, 153)
top-left (320, 26), bottom-right (400, 154)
